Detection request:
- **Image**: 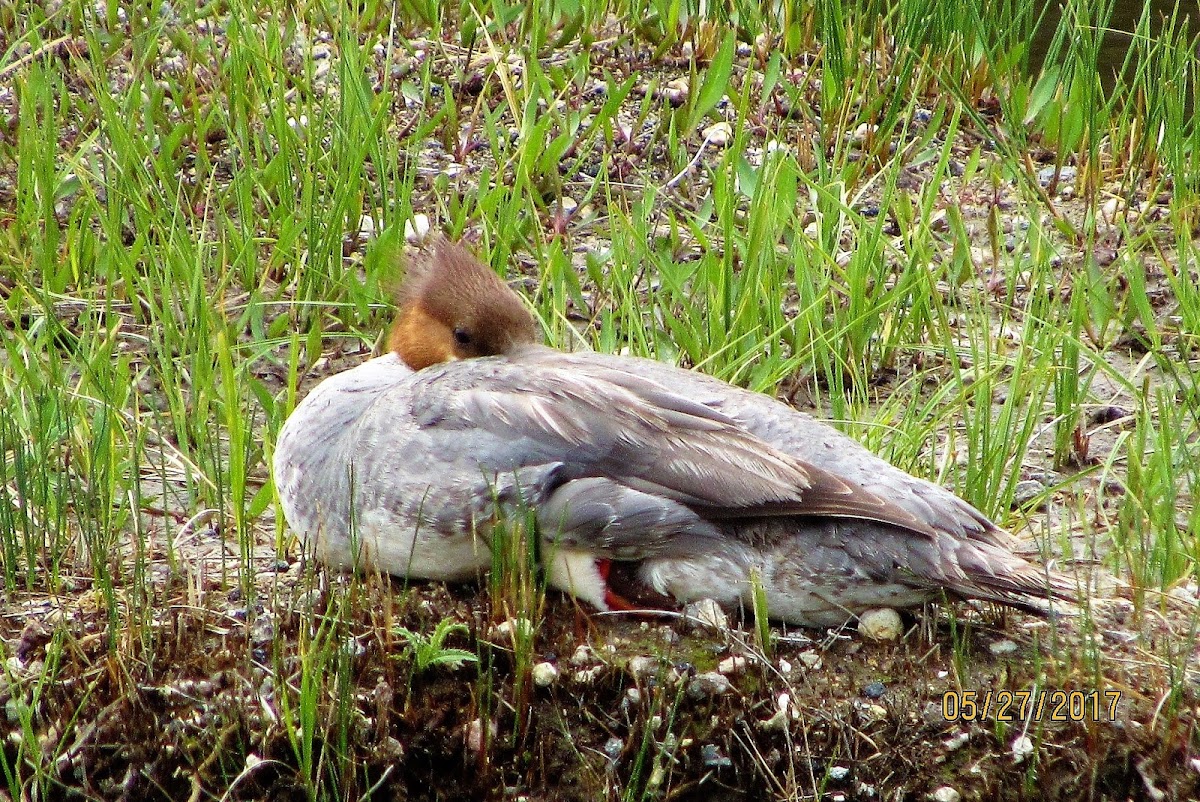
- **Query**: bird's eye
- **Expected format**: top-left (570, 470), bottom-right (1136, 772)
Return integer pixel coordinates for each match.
top-left (452, 327), bottom-right (472, 346)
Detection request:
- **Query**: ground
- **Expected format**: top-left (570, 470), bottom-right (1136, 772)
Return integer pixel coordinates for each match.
top-left (2, 3), bottom-right (1200, 801)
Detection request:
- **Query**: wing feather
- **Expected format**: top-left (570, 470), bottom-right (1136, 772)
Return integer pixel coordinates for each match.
top-left (411, 350), bottom-right (943, 539)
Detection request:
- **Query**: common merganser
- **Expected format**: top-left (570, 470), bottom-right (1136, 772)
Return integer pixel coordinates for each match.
top-left (274, 239), bottom-right (1072, 626)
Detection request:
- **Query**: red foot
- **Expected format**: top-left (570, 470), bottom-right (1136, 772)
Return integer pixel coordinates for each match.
top-left (596, 559), bottom-right (658, 613)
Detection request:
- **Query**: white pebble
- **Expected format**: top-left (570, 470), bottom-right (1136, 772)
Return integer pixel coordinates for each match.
top-left (850, 122), bottom-right (877, 144)
top-left (944, 731), bottom-right (969, 750)
top-left (287, 114), bottom-right (308, 137)
top-left (857, 608), bottom-right (903, 641)
top-left (627, 655), bottom-right (660, 680)
top-left (931, 786), bottom-right (960, 802)
top-left (988, 639), bottom-right (1018, 656)
top-left (531, 661), bottom-right (559, 687)
top-left (1011, 735), bottom-right (1035, 763)
top-left (404, 213), bottom-right (432, 245)
top-left (717, 655), bottom-right (747, 674)
top-left (1101, 197), bottom-right (1126, 222)
top-left (684, 598), bottom-right (728, 630)
top-left (492, 617), bottom-right (532, 641)
top-left (1168, 584), bottom-right (1198, 605)
top-left (357, 214), bottom-right (376, 241)
top-left (571, 644), bottom-right (595, 665)
top-left (760, 692), bottom-right (791, 730)
top-left (798, 652), bottom-right (822, 670)
top-left (702, 121), bottom-right (733, 146)
top-left (664, 77), bottom-right (689, 104)
top-left (572, 666), bottom-right (603, 685)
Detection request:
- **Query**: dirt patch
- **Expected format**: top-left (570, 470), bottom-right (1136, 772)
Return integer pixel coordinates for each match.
top-left (2, 558), bottom-right (1196, 800)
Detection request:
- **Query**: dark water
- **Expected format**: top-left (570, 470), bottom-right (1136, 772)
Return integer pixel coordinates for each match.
top-left (1027, 0), bottom-right (1195, 88)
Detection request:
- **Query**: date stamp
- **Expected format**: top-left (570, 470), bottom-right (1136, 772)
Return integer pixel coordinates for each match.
top-left (942, 689), bottom-right (1121, 722)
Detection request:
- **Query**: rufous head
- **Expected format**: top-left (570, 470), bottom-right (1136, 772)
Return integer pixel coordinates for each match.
top-left (389, 238), bottom-right (541, 370)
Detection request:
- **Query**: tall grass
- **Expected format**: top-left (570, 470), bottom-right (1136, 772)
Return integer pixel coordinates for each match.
top-left (2, 0), bottom-right (1199, 796)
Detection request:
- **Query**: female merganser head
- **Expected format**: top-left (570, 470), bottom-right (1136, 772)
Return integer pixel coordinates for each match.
top-left (387, 241), bottom-right (539, 368)
top-left (274, 238), bottom-right (1073, 627)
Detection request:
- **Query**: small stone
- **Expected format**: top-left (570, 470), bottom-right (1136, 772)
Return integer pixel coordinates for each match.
top-left (798, 652), bottom-right (822, 670)
top-left (1168, 584), bottom-right (1198, 606)
top-left (929, 208), bottom-right (948, 232)
top-left (944, 731), bottom-right (969, 751)
top-left (493, 617), bottom-right (532, 641)
top-left (1012, 480), bottom-right (1045, 509)
top-left (627, 655), bottom-right (660, 681)
top-left (753, 32), bottom-right (771, 60)
top-left (684, 599), bottom-right (728, 630)
top-left (829, 765), bottom-right (850, 781)
top-left (465, 718), bottom-right (487, 753)
top-left (664, 76), bottom-right (690, 105)
top-left (531, 661), bottom-right (559, 687)
top-left (1011, 735), bottom-right (1035, 763)
top-left (1101, 197), bottom-right (1126, 222)
top-left (603, 736), bottom-right (623, 760)
top-left (1037, 165), bottom-right (1076, 186)
top-left (702, 121), bottom-right (733, 146)
top-left (760, 693), bottom-right (791, 730)
top-left (570, 644), bottom-right (595, 665)
top-left (988, 639), bottom-right (1018, 656)
top-left (404, 213), bottom-right (432, 245)
top-left (357, 213), bottom-right (376, 240)
top-left (857, 608), bottom-right (903, 641)
top-left (379, 736), bottom-right (404, 761)
top-left (1089, 405), bottom-right (1131, 425)
top-left (931, 786), bottom-right (960, 802)
top-left (849, 122), bottom-right (877, 144)
top-left (687, 671), bottom-right (732, 700)
top-left (717, 655), bottom-right (747, 675)
top-left (700, 743), bottom-right (732, 768)
top-left (572, 666), bottom-right (603, 685)
top-left (287, 114), bottom-right (308, 136)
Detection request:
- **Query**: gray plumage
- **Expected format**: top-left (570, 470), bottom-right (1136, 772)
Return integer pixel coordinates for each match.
top-left (274, 239), bottom-right (1073, 627)
top-left (276, 351), bottom-right (1072, 626)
